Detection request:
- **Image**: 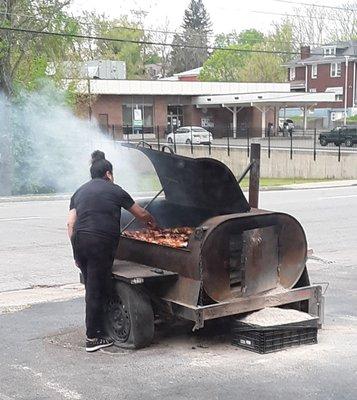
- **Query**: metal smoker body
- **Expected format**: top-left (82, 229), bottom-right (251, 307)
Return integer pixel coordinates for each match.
top-left (108, 145), bottom-right (323, 347)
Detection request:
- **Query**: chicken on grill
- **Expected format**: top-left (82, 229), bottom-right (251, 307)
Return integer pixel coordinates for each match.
top-left (122, 227), bottom-right (194, 248)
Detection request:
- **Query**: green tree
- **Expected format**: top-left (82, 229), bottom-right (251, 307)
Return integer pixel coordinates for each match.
top-left (239, 51), bottom-right (286, 82)
top-left (83, 12), bottom-right (153, 79)
top-left (237, 29), bottom-right (265, 46)
top-left (239, 24), bottom-right (293, 82)
top-left (0, 0), bottom-right (79, 95)
top-left (214, 31), bottom-right (240, 47)
top-left (0, 1), bottom-right (79, 195)
top-left (199, 44), bottom-right (248, 82)
top-left (170, 0), bottom-right (212, 73)
top-left (199, 29), bottom-right (265, 82)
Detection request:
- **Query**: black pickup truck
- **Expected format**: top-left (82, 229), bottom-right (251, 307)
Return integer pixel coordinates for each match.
top-left (319, 125), bottom-right (357, 147)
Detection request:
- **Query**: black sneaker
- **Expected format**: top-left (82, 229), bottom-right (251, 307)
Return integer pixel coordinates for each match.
top-left (86, 338), bottom-right (114, 353)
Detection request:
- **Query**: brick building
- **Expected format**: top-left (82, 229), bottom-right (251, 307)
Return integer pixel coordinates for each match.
top-left (77, 79), bottom-right (335, 138)
top-left (161, 67), bottom-right (202, 82)
top-left (285, 42), bottom-right (357, 123)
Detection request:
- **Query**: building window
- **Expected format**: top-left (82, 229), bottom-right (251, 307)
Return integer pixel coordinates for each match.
top-left (335, 94), bottom-right (343, 101)
top-left (122, 102), bottom-right (154, 134)
top-left (289, 67), bottom-right (296, 81)
top-left (330, 62), bottom-right (341, 77)
top-left (311, 64), bottom-right (317, 79)
top-left (324, 46), bottom-right (336, 57)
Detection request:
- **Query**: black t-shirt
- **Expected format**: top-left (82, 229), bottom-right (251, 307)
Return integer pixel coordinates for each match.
top-left (70, 178), bottom-right (135, 239)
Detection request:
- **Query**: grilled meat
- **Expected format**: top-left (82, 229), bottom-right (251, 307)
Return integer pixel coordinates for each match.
top-left (122, 227), bottom-right (194, 248)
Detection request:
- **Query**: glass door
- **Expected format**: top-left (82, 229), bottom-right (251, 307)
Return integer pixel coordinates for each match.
top-left (167, 106), bottom-right (184, 133)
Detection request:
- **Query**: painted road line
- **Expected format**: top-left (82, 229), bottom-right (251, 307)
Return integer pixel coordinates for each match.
top-left (0, 216), bottom-right (42, 222)
top-left (0, 283), bottom-right (84, 314)
top-left (320, 194), bottom-right (357, 200)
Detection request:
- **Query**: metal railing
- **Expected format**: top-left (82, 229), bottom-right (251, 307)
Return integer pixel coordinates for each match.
top-left (101, 124), bottom-right (356, 162)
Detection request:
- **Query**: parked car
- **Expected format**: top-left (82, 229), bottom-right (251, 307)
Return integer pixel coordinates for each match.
top-left (167, 126), bottom-right (213, 145)
top-left (319, 125), bottom-right (357, 147)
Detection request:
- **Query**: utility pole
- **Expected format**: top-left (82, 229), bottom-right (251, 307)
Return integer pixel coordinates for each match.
top-left (344, 56), bottom-right (349, 125)
top-left (249, 143), bottom-right (261, 208)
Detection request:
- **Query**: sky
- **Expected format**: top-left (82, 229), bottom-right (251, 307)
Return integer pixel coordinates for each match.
top-left (70, 0), bottom-right (347, 35)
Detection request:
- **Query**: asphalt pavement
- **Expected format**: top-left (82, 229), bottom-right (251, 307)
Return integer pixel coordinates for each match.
top-left (0, 185), bottom-right (357, 399)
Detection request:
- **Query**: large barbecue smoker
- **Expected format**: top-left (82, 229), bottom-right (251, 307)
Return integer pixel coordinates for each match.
top-left (105, 143), bottom-right (324, 349)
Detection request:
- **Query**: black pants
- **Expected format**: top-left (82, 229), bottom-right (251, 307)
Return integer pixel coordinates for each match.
top-left (72, 232), bottom-right (118, 339)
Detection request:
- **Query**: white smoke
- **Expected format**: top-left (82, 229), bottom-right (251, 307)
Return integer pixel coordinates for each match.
top-left (0, 84), bottom-right (159, 196)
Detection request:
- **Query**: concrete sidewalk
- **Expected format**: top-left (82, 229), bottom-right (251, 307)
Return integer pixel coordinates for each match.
top-left (276, 179), bottom-right (357, 190)
top-left (262, 179), bottom-right (357, 191)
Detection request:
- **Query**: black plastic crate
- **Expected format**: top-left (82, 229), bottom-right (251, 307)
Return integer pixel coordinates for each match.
top-left (231, 318), bottom-right (318, 354)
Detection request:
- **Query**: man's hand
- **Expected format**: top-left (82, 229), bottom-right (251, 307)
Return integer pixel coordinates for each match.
top-left (128, 203), bottom-right (158, 228)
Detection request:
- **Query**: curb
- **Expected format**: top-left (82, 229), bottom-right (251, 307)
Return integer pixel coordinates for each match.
top-left (0, 191), bottom-right (159, 203)
top-left (1, 182), bottom-right (356, 203)
top-left (0, 194), bottom-right (71, 203)
top-left (257, 183), bottom-right (357, 192)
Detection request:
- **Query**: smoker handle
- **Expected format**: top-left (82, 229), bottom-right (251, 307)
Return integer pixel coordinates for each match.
top-left (121, 187), bottom-right (165, 233)
top-left (161, 145), bottom-right (174, 154)
top-left (136, 141), bottom-right (152, 149)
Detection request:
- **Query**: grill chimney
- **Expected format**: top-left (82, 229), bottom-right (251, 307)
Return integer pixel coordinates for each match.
top-left (300, 45), bottom-right (311, 60)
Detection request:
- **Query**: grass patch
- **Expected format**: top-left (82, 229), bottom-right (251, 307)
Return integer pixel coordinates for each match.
top-left (125, 173), bottom-right (335, 192)
top-left (238, 177), bottom-right (334, 188)
top-left (347, 114), bottom-right (357, 123)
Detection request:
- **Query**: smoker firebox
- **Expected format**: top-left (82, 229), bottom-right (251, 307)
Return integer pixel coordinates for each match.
top-left (105, 144), bottom-right (323, 349)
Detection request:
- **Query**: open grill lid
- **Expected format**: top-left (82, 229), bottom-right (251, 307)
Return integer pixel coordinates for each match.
top-left (124, 144), bottom-right (250, 214)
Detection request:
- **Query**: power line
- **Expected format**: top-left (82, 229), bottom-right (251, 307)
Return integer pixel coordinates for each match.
top-left (212, 4), bottom-right (353, 22)
top-left (0, 10), bottom-right (301, 46)
top-left (0, 25), bottom-right (307, 55)
top-left (113, 13), bottom-right (339, 31)
top-left (106, 24), bottom-right (317, 47)
top-left (0, 5), bottom-right (353, 37)
top-left (271, 0), bottom-right (357, 11)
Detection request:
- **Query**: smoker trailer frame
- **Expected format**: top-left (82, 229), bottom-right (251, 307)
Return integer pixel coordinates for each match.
top-left (96, 143), bottom-right (324, 349)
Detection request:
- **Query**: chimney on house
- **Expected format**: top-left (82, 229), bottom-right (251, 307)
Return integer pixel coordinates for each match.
top-left (300, 45), bottom-right (311, 60)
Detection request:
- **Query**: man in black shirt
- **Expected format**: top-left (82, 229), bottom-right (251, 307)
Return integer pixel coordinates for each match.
top-left (67, 150), bottom-right (156, 352)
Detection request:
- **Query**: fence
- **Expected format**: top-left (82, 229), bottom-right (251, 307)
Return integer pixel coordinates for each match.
top-left (102, 124), bottom-right (357, 165)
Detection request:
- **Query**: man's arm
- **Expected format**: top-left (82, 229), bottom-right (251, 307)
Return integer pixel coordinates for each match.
top-left (67, 209), bottom-right (77, 239)
top-left (128, 203), bottom-right (157, 228)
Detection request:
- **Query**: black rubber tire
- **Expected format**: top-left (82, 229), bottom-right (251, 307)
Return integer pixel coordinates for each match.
top-left (167, 137), bottom-right (173, 144)
top-left (319, 138), bottom-right (328, 146)
top-left (105, 281), bottom-right (154, 349)
top-left (185, 139), bottom-right (191, 145)
top-left (345, 138), bottom-right (353, 147)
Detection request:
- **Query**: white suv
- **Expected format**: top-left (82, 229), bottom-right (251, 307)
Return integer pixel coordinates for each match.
top-left (167, 126), bottom-right (213, 145)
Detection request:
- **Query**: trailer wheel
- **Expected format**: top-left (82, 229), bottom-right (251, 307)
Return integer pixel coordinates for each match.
top-left (105, 281), bottom-right (154, 349)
